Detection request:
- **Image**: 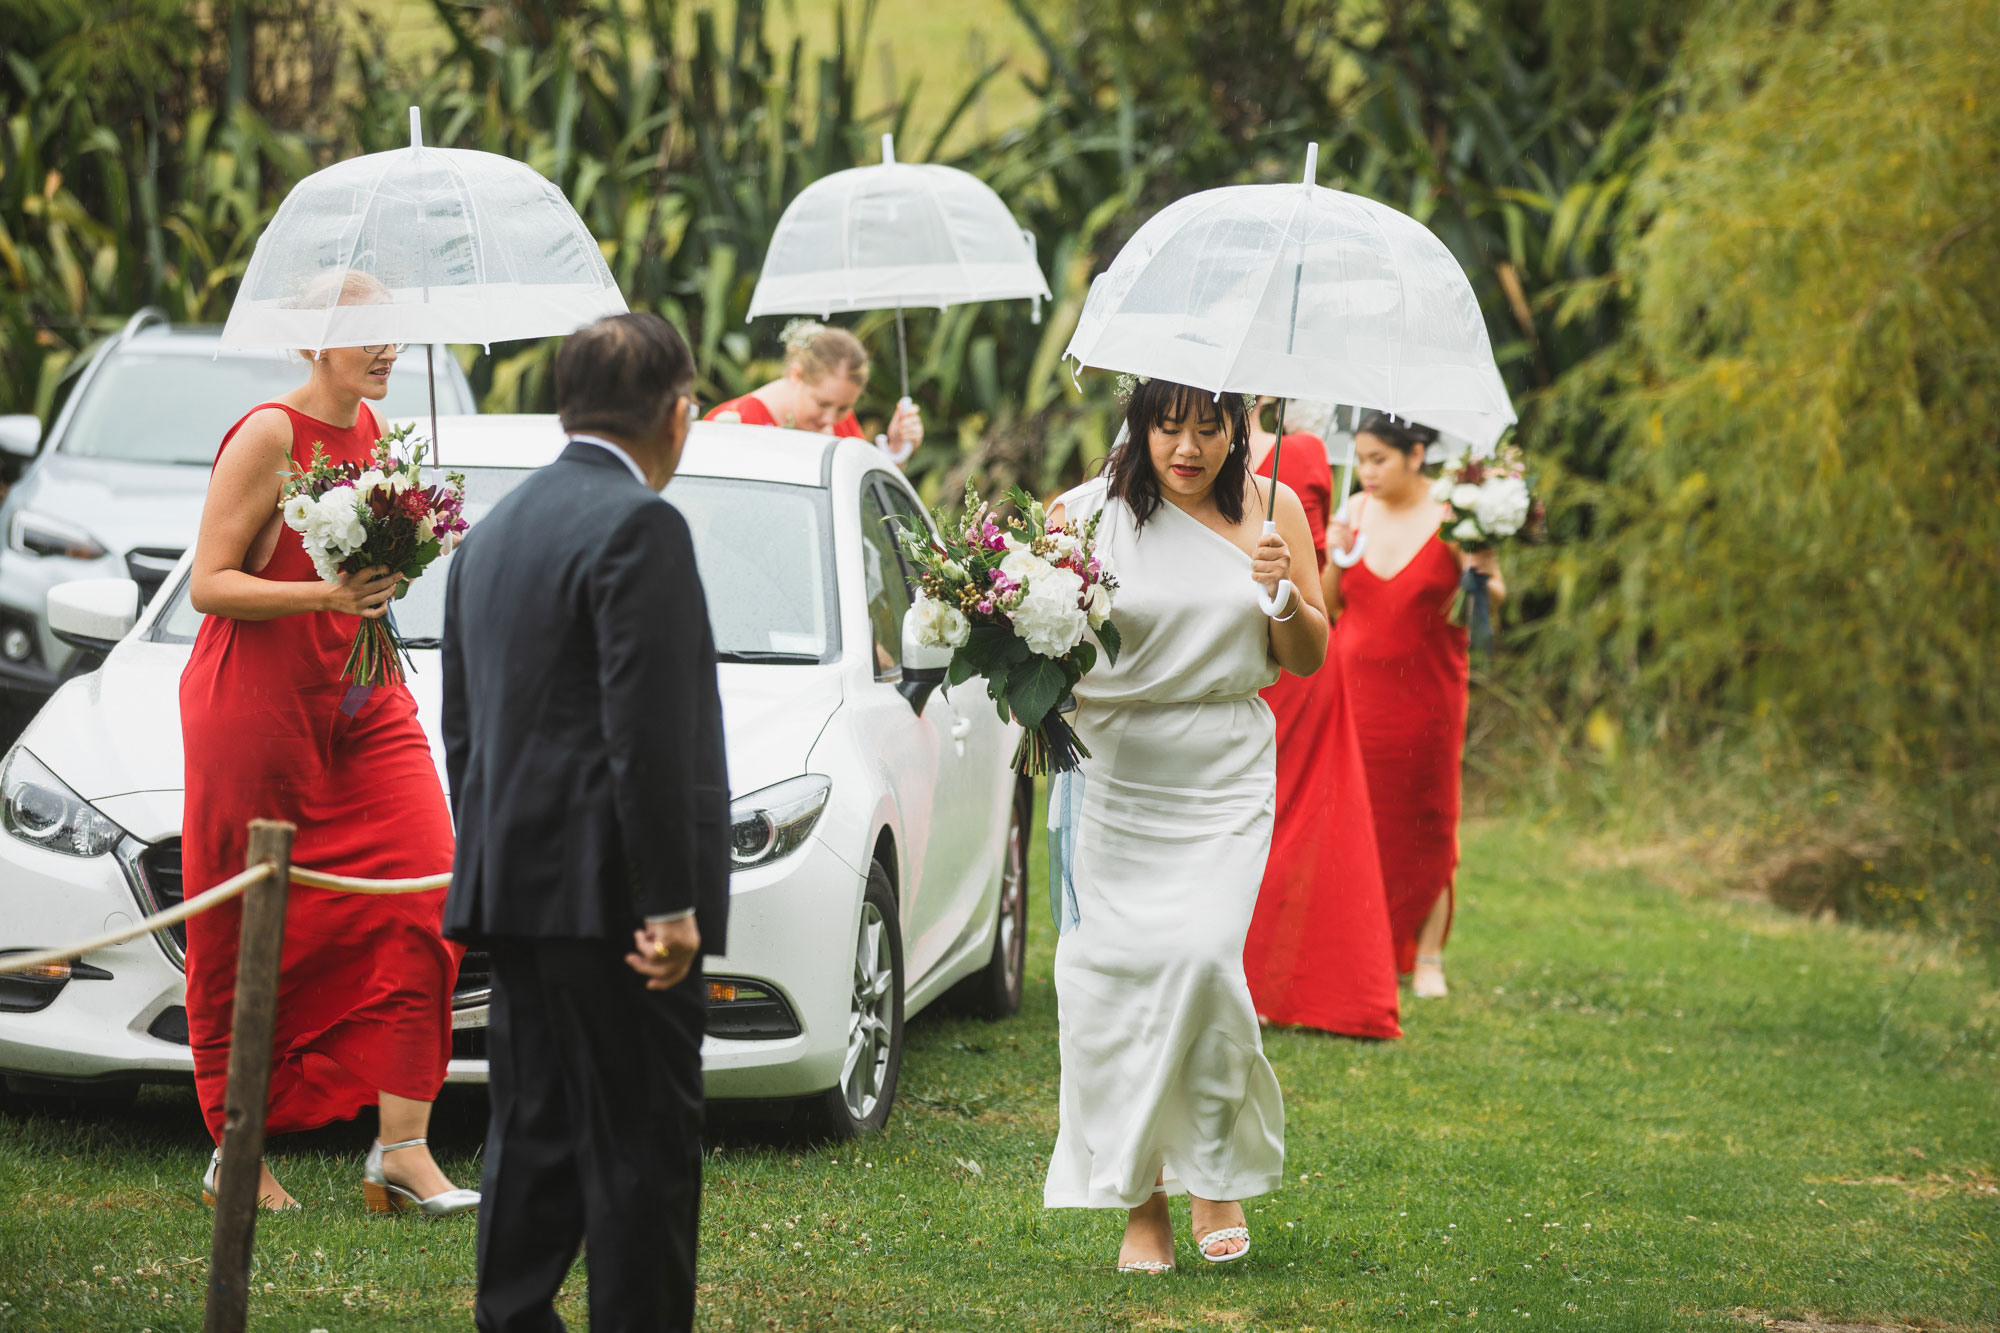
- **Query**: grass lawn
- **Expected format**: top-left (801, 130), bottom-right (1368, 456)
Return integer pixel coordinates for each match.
top-left (1, 812), bottom-right (1995, 1331)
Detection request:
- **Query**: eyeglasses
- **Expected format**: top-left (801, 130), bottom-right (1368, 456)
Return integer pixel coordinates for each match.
top-left (360, 343), bottom-right (409, 356)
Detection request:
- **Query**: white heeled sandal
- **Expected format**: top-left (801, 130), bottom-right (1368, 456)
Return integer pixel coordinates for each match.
top-left (363, 1137), bottom-right (480, 1217)
top-left (1413, 952), bottom-right (1448, 998)
top-left (1194, 1225), bottom-right (1252, 1264)
top-left (202, 1147), bottom-right (302, 1211)
top-left (1117, 1184), bottom-right (1175, 1274)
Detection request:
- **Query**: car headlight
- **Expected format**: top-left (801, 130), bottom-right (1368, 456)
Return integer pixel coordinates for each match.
top-left (729, 775), bottom-right (832, 869)
top-left (9, 510), bottom-right (108, 561)
top-left (0, 746), bottom-right (126, 857)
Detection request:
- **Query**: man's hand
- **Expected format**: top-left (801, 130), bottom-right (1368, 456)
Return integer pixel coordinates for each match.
top-left (627, 916), bottom-right (701, 990)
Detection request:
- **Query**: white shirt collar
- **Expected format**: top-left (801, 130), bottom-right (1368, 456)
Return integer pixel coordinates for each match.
top-left (568, 433), bottom-right (650, 488)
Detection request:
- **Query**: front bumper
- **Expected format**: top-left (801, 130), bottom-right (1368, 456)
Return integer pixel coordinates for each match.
top-left (0, 825), bottom-right (868, 1103)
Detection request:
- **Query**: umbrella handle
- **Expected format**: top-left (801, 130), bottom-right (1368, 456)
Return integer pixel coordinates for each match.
top-left (876, 398), bottom-right (917, 467)
top-left (1328, 532), bottom-right (1369, 569)
top-left (1255, 519), bottom-right (1296, 619)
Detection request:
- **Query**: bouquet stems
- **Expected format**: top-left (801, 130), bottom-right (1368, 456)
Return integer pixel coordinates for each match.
top-left (342, 616), bottom-right (412, 688)
top-left (1448, 568), bottom-right (1495, 657)
top-left (1012, 695), bottom-right (1091, 776)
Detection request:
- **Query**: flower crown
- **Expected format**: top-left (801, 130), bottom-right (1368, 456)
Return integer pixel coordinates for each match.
top-left (1114, 372), bottom-right (1256, 418)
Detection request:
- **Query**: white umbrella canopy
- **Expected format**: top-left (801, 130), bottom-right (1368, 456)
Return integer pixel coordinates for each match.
top-left (749, 134), bottom-right (1049, 405)
top-left (749, 134), bottom-right (1050, 321)
top-left (1064, 145), bottom-right (1515, 429)
top-left (220, 108), bottom-right (625, 354)
top-left (1070, 146), bottom-right (1515, 601)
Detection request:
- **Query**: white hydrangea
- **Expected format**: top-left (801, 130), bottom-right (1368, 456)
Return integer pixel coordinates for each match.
top-left (306, 488), bottom-right (367, 557)
top-left (1452, 517), bottom-right (1482, 544)
top-left (1010, 565), bottom-right (1087, 656)
top-left (309, 549), bottom-right (343, 584)
top-left (910, 593), bottom-right (971, 649)
top-left (999, 547), bottom-right (1053, 587)
top-left (1430, 477), bottom-right (1455, 504)
top-left (1451, 483), bottom-right (1482, 511)
top-left (1473, 476), bottom-right (1531, 538)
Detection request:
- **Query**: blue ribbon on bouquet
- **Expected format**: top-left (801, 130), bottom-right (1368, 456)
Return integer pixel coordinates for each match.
top-left (1046, 768), bottom-right (1083, 936)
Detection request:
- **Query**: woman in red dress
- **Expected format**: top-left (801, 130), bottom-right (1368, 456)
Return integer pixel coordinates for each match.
top-left (181, 273), bottom-right (472, 1213)
top-left (1328, 414), bottom-right (1506, 1000)
top-left (1241, 399), bottom-right (1401, 1039)
top-left (706, 319), bottom-right (923, 462)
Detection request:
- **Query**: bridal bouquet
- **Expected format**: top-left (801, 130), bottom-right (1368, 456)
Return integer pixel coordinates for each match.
top-left (1431, 442), bottom-right (1536, 652)
top-left (280, 423), bottom-right (469, 687)
top-left (896, 483), bottom-right (1120, 775)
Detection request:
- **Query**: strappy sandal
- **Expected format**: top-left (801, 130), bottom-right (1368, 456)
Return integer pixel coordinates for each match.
top-left (1117, 1185), bottom-right (1175, 1274)
top-left (1193, 1224), bottom-right (1251, 1264)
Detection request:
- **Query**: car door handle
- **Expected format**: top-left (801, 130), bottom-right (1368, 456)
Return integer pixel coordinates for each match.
top-left (950, 716), bottom-right (973, 741)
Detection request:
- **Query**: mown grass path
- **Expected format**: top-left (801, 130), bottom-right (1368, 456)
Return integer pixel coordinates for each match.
top-left (1, 817), bottom-right (1993, 1330)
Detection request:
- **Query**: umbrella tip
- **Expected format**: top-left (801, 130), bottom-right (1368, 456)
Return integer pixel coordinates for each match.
top-left (409, 105), bottom-right (423, 149)
top-left (1303, 141), bottom-right (1319, 186)
top-left (881, 133), bottom-right (896, 165)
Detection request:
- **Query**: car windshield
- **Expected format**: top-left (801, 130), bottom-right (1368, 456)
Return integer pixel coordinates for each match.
top-left (150, 471), bottom-right (837, 662)
top-left (60, 349), bottom-right (451, 466)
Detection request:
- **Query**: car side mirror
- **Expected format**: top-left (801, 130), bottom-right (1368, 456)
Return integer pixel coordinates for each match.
top-left (0, 415), bottom-right (41, 460)
top-left (48, 579), bottom-right (141, 654)
top-left (897, 607), bottom-right (953, 712)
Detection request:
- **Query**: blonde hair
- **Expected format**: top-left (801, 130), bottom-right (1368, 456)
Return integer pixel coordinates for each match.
top-left (780, 318), bottom-right (868, 387)
top-left (292, 269), bottom-right (392, 364)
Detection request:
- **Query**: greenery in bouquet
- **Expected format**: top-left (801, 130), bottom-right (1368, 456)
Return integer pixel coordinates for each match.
top-left (279, 423), bottom-right (469, 687)
top-left (895, 483), bottom-right (1120, 775)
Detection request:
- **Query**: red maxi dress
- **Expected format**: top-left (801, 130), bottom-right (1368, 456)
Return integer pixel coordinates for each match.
top-left (705, 394), bottom-right (867, 437)
top-left (1334, 495), bottom-right (1470, 974)
top-left (180, 401), bottom-right (459, 1142)
top-left (1242, 437), bottom-right (1402, 1038)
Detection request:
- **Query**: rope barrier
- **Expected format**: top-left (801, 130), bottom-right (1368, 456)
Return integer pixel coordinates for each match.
top-left (0, 859), bottom-right (453, 976)
top-left (289, 867), bottom-right (452, 894)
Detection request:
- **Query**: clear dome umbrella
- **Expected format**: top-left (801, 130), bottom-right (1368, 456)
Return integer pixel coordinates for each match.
top-left (1064, 144), bottom-right (1515, 598)
top-left (220, 107), bottom-right (627, 459)
top-left (748, 134), bottom-right (1051, 405)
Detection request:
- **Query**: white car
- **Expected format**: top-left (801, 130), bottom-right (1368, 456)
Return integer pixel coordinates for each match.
top-left (0, 416), bottom-right (1031, 1139)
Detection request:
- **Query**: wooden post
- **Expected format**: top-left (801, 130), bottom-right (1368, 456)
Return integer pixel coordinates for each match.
top-left (203, 820), bottom-right (294, 1333)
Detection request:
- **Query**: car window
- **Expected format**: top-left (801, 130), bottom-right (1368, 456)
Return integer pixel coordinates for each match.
top-left (148, 470), bottom-right (839, 665)
top-left (59, 349), bottom-right (458, 466)
top-left (857, 482), bottom-right (913, 679)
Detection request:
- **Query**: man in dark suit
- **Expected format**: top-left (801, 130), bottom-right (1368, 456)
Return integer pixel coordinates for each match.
top-left (441, 312), bottom-right (729, 1333)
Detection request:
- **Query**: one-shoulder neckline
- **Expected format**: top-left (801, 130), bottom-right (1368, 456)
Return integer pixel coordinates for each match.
top-left (1153, 492), bottom-right (1256, 565)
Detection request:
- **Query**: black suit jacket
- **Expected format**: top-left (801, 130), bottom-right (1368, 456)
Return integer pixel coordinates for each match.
top-left (441, 442), bottom-right (730, 952)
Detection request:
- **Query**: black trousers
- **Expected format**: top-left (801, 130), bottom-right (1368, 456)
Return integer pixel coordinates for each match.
top-left (474, 938), bottom-right (706, 1333)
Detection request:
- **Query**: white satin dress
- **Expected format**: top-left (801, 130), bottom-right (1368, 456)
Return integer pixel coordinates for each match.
top-left (1043, 476), bottom-right (1287, 1211)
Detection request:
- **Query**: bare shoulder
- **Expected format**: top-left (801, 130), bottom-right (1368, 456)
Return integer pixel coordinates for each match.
top-left (217, 406), bottom-right (294, 470)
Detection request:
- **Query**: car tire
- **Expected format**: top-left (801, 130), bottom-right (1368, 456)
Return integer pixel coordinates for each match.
top-left (949, 776), bottom-right (1032, 1020)
top-left (802, 860), bottom-right (905, 1140)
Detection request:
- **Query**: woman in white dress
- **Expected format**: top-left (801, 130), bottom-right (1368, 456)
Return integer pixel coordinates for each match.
top-left (1045, 378), bottom-right (1329, 1272)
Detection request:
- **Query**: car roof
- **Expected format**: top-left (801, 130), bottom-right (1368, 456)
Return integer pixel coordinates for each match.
top-left (405, 414), bottom-right (840, 488)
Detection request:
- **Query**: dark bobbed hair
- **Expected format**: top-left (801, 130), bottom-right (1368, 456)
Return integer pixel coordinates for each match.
top-left (1355, 412), bottom-right (1439, 464)
top-left (1107, 379), bottom-right (1251, 530)
top-left (555, 313), bottom-right (696, 440)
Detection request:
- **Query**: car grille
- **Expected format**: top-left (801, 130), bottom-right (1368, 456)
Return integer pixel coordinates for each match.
top-left (123, 836), bottom-right (490, 1005)
top-left (124, 547), bottom-right (185, 606)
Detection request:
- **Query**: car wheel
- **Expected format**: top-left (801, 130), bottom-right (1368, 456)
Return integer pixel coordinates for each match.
top-left (951, 776), bottom-right (1032, 1019)
top-left (803, 861), bottom-right (905, 1140)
